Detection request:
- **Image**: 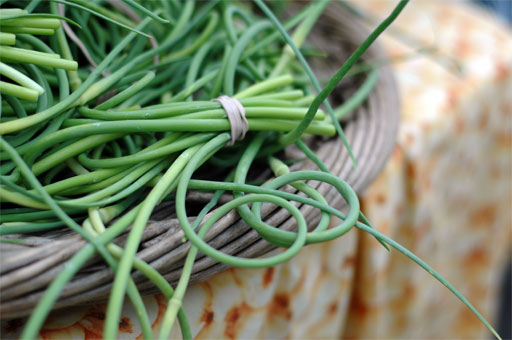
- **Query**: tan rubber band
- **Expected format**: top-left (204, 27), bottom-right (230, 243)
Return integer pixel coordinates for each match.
top-left (212, 95), bottom-right (249, 145)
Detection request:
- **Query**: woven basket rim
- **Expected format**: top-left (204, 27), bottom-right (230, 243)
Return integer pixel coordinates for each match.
top-left (0, 2), bottom-right (400, 319)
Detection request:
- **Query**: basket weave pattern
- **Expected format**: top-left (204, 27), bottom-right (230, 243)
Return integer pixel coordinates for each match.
top-left (0, 3), bottom-right (399, 319)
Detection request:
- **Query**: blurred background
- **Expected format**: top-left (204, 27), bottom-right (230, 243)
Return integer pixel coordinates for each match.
top-left (339, 1), bottom-right (511, 338)
top-left (467, 2), bottom-right (509, 338)
top-left (477, 0), bottom-right (512, 23)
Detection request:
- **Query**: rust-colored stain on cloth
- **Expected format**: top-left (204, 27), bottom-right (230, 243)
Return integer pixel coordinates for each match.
top-left (40, 328), bottom-right (79, 340)
top-left (342, 255), bottom-right (356, 269)
top-left (262, 267), bottom-right (275, 288)
top-left (495, 61), bottom-right (510, 81)
top-left (200, 309), bottom-right (214, 325)
top-left (390, 284), bottom-right (416, 311)
top-left (464, 247), bottom-right (490, 268)
top-left (268, 293), bottom-right (291, 321)
top-left (81, 308), bottom-right (107, 339)
top-left (151, 294), bottom-right (169, 328)
top-left (349, 294), bottom-right (370, 319)
top-left (328, 302), bottom-right (338, 315)
top-left (119, 317), bottom-right (133, 333)
top-left (224, 302), bottom-right (252, 339)
top-left (82, 327), bottom-right (103, 340)
top-left (470, 204), bottom-right (496, 226)
top-left (375, 193), bottom-right (387, 205)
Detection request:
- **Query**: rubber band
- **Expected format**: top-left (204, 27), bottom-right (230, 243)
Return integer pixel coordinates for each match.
top-left (212, 95), bottom-right (248, 145)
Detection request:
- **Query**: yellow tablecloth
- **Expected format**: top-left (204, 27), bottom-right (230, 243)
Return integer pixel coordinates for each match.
top-left (2, 1), bottom-right (510, 339)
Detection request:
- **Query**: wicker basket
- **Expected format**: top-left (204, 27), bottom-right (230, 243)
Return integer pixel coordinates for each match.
top-left (0, 3), bottom-right (399, 319)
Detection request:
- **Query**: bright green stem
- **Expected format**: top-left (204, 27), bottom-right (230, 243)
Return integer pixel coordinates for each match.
top-left (0, 186), bottom-right (48, 209)
top-left (20, 201), bottom-right (140, 339)
top-left (0, 16), bottom-right (151, 135)
top-left (184, 173), bottom-right (500, 339)
top-left (0, 140), bottom-right (151, 340)
top-left (166, 70), bottom-right (217, 103)
top-left (23, 119), bottom-right (334, 158)
top-left (41, 167), bottom-right (123, 195)
top-left (31, 133), bottom-right (123, 175)
top-left (294, 138), bottom-right (391, 251)
top-left (268, 156), bottom-right (330, 232)
top-left (223, 20), bottom-right (273, 96)
top-left (50, 1), bottom-right (82, 90)
top-left (210, 44), bottom-right (231, 98)
top-left (122, 0), bottom-right (170, 24)
top-left (276, 0), bottom-right (409, 147)
top-left (0, 32), bottom-right (16, 45)
top-left (54, 0), bottom-right (149, 37)
top-left (163, 11), bottom-right (218, 62)
top-left (85, 210), bottom-right (154, 340)
top-left (253, 0), bottom-right (356, 168)
top-left (158, 165), bottom-right (231, 340)
top-left (107, 243), bottom-right (193, 339)
top-left (0, 17), bottom-right (61, 29)
top-left (66, 157), bottom-right (89, 175)
top-left (103, 144), bottom-right (204, 340)
top-left (0, 62), bottom-right (44, 94)
top-left (0, 46), bottom-right (77, 70)
top-left (234, 74), bottom-right (293, 99)
top-left (355, 222), bottom-right (502, 340)
top-left (162, 0), bottom-right (194, 43)
top-left (241, 2), bottom-right (313, 61)
top-left (333, 67), bottom-right (379, 121)
top-left (94, 71), bottom-right (155, 110)
top-left (77, 133), bottom-right (213, 169)
top-left (270, 0), bottom-right (330, 77)
top-left (0, 9), bottom-right (27, 17)
top-left (0, 81), bottom-right (39, 102)
top-left (0, 27), bottom-right (54, 35)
